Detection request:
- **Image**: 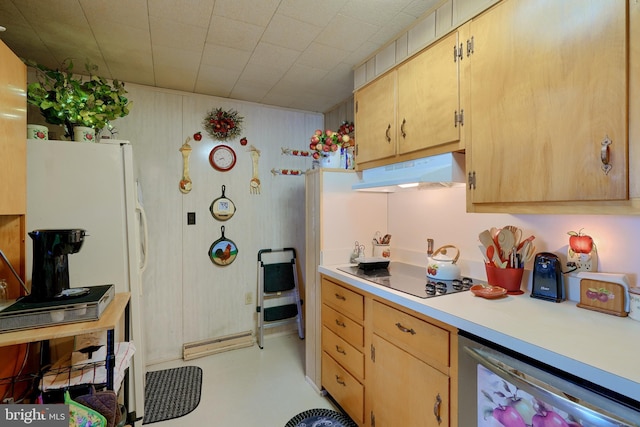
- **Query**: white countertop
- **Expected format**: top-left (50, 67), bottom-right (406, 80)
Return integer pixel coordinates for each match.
top-left (319, 263), bottom-right (640, 403)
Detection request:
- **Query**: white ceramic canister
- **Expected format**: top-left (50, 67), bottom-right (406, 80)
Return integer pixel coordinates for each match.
top-left (629, 287), bottom-right (640, 321)
top-left (73, 126), bottom-right (96, 142)
top-left (372, 244), bottom-right (391, 258)
top-left (27, 124), bottom-right (48, 140)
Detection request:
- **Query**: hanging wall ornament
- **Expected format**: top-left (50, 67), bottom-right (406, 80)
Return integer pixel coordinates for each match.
top-left (179, 137), bottom-right (193, 194)
top-left (210, 185), bottom-right (236, 221)
top-left (209, 226), bottom-right (238, 266)
top-left (203, 107), bottom-right (244, 141)
top-left (281, 147), bottom-right (312, 157)
top-left (271, 168), bottom-right (305, 176)
top-left (248, 145), bottom-right (261, 195)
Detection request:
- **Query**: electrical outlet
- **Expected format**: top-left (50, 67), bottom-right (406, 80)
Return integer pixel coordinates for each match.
top-left (244, 292), bottom-right (252, 305)
top-left (567, 249), bottom-right (597, 273)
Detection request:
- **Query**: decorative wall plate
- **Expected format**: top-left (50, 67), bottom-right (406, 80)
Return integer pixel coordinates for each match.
top-left (210, 185), bottom-right (236, 221)
top-left (209, 226), bottom-right (238, 266)
top-left (209, 144), bottom-right (236, 172)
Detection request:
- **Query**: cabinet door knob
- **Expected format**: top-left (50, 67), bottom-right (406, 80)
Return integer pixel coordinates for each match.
top-left (335, 319), bottom-right (346, 328)
top-left (336, 345), bottom-right (346, 355)
top-left (334, 293), bottom-right (346, 301)
top-left (335, 375), bottom-right (346, 386)
top-left (395, 322), bottom-right (416, 335)
top-left (400, 118), bottom-right (407, 138)
top-left (385, 124), bottom-right (392, 143)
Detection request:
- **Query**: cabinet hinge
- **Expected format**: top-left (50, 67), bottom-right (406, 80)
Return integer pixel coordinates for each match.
top-left (454, 109), bottom-right (464, 127)
top-left (468, 171), bottom-right (476, 190)
top-left (370, 344), bottom-right (375, 362)
top-left (371, 411), bottom-right (376, 427)
top-left (467, 36), bottom-right (475, 57)
top-left (453, 43), bottom-right (463, 62)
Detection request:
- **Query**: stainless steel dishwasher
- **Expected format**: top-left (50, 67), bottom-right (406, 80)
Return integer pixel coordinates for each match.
top-left (458, 331), bottom-right (640, 427)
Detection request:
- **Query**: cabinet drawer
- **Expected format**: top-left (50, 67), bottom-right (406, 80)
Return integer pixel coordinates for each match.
top-left (322, 304), bottom-right (364, 347)
top-left (373, 300), bottom-right (449, 368)
top-left (322, 326), bottom-right (364, 380)
top-left (322, 278), bottom-right (364, 321)
top-left (322, 352), bottom-right (364, 425)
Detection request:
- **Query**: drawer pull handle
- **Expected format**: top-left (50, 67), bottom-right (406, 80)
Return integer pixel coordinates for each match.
top-left (385, 124), bottom-right (391, 143)
top-left (334, 293), bottom-right (346, 301)
top-left (335, 375), bottom-right (346, 386)
top-left (336, 345), bottom-right (346, 355)
top-left (335, 319), bottom-right (346, 328)
top-left (400, 118), bottom-right (407, 138)
top-left (395, 322), bottom-right (416, 335)
top-left (433, 393), bottom-right (442, 424)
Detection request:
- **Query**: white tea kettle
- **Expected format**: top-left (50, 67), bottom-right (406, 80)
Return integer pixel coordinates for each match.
top-left (427, 245), bottom-right (461, 280)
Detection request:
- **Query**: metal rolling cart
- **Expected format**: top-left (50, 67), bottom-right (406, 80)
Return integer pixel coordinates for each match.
top-left (256, 248), bottom-right (304, 349)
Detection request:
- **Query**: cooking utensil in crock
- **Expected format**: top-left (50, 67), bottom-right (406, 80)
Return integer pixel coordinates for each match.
top-left (427, 245), bottom-right (461, 280)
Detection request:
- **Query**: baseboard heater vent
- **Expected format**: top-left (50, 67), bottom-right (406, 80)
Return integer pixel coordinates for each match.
top-left (183, 330), bottom-right (253, 361)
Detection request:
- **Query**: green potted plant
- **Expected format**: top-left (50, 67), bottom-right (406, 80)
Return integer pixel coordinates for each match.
top-left (24, 59), bottom-right (132, 140)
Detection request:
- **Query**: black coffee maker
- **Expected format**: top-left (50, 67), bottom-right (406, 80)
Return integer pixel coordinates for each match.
top-left (29, 229), bottom-right (86, 301)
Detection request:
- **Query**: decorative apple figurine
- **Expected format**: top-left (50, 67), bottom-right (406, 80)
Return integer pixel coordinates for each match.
top-left (567, 229), bottom-right (598, 272)
top-left (193, 132), bottom-right (202, 141)
top-left (240, 137), bottom-right (248, 146)
top-left (567, 229), bottom-right (593, 254)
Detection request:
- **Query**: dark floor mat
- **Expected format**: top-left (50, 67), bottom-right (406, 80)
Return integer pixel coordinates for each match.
top-left (142, 366), bottom-right (202, 424)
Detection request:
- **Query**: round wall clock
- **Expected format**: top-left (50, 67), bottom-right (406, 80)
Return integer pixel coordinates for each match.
top-left (209, 144), bottom-right (237, 172)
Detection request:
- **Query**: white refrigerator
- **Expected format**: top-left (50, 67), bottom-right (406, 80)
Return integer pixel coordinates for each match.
top-left (26, 139), bottom-right (148, 419)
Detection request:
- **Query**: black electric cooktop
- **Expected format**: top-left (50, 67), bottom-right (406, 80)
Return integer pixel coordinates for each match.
top-left (337, 262), bottom-right (476, 299)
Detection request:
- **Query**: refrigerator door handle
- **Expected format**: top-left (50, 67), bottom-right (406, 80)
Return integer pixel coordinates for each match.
top-left (136, 199), bottom-right (149, 277)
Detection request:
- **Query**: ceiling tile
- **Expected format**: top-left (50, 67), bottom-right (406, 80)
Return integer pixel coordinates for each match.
top-left (403, 0), bottom-right (441, 18)
top-left (80, 0), bottom-right (150, 30)
top-left (150, 16), bottom-right (207, 52)
top-left (277, 0), bottom-right (347, 26)
top-left (148, 0), bottom-right (214, 29)
top-left (297, 42), bottom-right (350, 70)
top-left (213, 0), bottom-right (280, 27)
top-left (229, 83), bottom-right (269, 103)
top-left (200, 43), bottom-right (251, 71)
top-left (249, 42), bottom-right (300, 72)
top-left (314, 13), bottom-right (379, 51)
top-left (206, 15), bottom-right (264, 52)
top-left (155, 64), bottom-right (198, 92)
top-left (236, 62), bottom-right (284, 89)
top-left (262, 13), bottom-right (321, 51)
top-left (339, 0), bottom-right (413, 26)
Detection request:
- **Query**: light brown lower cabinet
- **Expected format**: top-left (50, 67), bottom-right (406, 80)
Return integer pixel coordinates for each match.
top-left (368, 334), bottom-right (449, 426)
top-left (320, 275), bottom-right (458, 427)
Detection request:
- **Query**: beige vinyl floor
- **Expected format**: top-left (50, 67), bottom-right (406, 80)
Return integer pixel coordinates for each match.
top-left (141, 333), bottom-right (336, 426)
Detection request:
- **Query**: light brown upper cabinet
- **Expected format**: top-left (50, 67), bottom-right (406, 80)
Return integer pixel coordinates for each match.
top-left (354, 29), bottom-right (466, 170)
top-left (354, 71), bottom-right (397, 165)
top-left (397, 30), bottom-right (463, 156)
top-left (467, 0), bottom-right (628, 205)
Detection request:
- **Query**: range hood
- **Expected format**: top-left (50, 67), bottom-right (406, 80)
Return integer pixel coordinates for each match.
top-left (352, 152), bottom-right (465, 192)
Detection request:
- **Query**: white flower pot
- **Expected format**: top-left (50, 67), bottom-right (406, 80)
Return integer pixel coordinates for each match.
top-left (73, 126), bottom-right (96, 142)
top-left (320, 149), bottom-right (342, 168)
top-left (27, 124), bottom-right (48, 140)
